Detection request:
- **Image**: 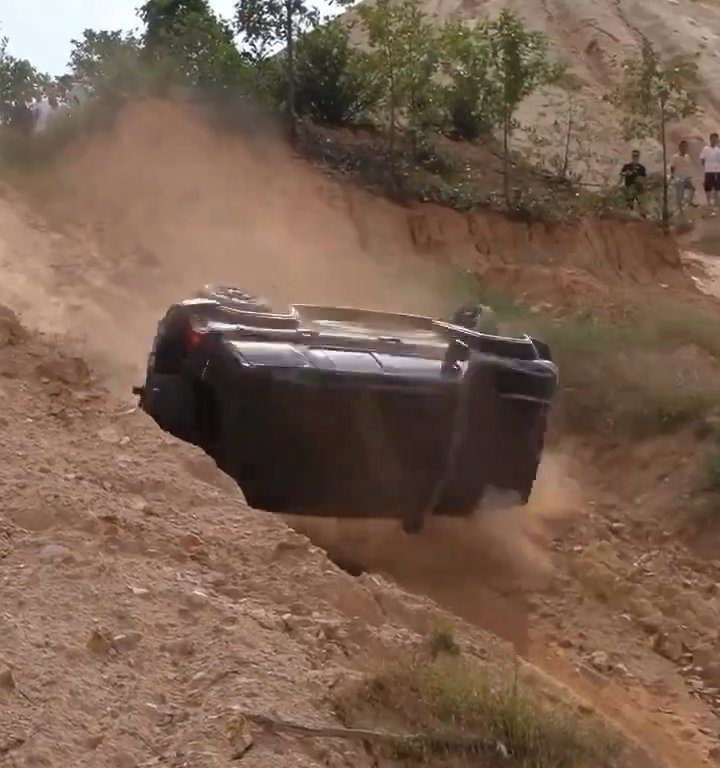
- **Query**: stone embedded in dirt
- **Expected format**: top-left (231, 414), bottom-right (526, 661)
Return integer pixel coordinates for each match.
top-left (701, 662), bottom-right (720, 688)
top-left (160, 638), bottom-right (195, 657)
top-left (97, 426), bottom-right (122, 445)
top-left (39, 543), bottom-right (74, 564)
top-left (692, 643), bottom-right (717, 670)
top-left (184, 589), bottom-right (210, 610)
top-left (654, 630), bottom-right (686, 663)
top-left (180, 532), bottom-right (205, 551)
top-left (0, 667), bottom-right (15, 689)
top-left (86, 734), bottom-right (104, 750)
top-left (611, 662), bottom-right (630, 678)
top-left (113, 750), bottom-right (137, 768)
top-left (589, 650), bottom-right (609, 671)
top-left (112, 632), bottom-right (143, 652)
top-left (11, 505), bottom-right (55, 532)
top-left (87, 629), bottom-right (112, 655)
top-left (36, 355), bottom-right (91, 387)
top-left (225, 714), bottom-right (254, 759)
top-left (0, 305), bottom-right (26, 347)
top-left (636, 612), bottom-right (664, 635)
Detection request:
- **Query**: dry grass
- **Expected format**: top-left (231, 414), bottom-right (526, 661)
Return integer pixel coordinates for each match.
top-left (333, 648), bottom-right (619, 768)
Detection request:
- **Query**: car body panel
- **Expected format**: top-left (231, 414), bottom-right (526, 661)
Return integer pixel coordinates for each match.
top-left (136, 291), bottom-right (559, 533)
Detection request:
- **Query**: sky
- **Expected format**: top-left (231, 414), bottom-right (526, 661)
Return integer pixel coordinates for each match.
top-left (1, 0), bottom-right (240, 76)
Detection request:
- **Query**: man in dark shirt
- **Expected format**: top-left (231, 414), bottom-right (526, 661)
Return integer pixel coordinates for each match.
top-left (620, 149), bottom-right (647, 211)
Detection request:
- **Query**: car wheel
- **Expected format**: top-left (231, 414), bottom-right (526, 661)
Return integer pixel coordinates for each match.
top-left (450, 302), bottom-right (498, 334)
top-left (197, 284), bottom-right (272, 313)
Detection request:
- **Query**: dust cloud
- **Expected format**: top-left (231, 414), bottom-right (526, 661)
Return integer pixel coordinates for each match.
top-left (286, 451), bottom-right (582, 654)
top-left (18, 98), bottom-right (448, 394)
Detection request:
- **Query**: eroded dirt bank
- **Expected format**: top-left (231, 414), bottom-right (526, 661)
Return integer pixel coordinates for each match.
top-left (3, 98), bottom-right (720, 768)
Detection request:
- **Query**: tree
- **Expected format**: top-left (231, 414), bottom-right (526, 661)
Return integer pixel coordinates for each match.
top-left (440, 20), bottom-right (501, 140)
top-left (358, 0), bottom-right (442, 164)
top-left (236, 0), bottom-right (320, 133)
top-left (524, 72), bottom-right (600, 184)
top-left (610, 39), bottom-right (699, 231)
top-left (68, 30), bottom-right (144, 100)
top-left (140, 0), bottom-right (218, 49)
top-left (0, 33), bottom-right (45, 131)
top-left (138, 0), bottom-right (247, 90)
top-left (485, 10), bottom-right (563, 203)
top-left (281, 20), bottom-right (379, 124)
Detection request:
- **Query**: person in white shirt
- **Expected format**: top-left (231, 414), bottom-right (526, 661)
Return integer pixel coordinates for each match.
top-left (670, 140), bottom-right (696, 211)
top-left (700, 132), bottom-right (720, 213)
top-left (31, 97), bottom-right (54, 133)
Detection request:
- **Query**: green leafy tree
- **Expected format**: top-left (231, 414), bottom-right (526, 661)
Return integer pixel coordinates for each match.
top-left (440, 20), bottom-right (501, 140)
top-left (0, 33), bottom-right (45, 131)
top-left (68, 30), bottom-right (144, 101)
top-left (274, 20), bottom-right (379, 124)
top-left (235, 0), bottom-right (321, 133)
top-left (610, 39), bottom-right (699, 231)
top-left (358, 0), bottom-right (442, 164)
top-left (485, 9), bottom-right (563, 203)
top-left (140, 0), bottom-right (217, 49)
top-left (525, 72), bottom-right (601, 184)
top-left (139, 0), bottom-right (247, 89)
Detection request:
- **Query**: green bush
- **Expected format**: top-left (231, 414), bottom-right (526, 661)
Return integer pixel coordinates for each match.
top-left (270, 21), bottom-right (380, 125)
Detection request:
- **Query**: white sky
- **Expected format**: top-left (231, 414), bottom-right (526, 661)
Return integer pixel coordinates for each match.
top-left (1, 0), bottom-right (247, 76)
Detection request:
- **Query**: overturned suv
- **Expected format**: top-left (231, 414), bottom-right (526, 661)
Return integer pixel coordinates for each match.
top-left (134, 285), bottom-right (558, 533)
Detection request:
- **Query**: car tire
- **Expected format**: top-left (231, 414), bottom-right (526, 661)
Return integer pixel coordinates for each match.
top-left (450, 302), bottom-right (498, 334)
top-left (197, 284), bottom-right (272, 313)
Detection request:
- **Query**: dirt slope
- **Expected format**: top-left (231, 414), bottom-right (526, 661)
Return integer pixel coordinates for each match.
top-left (1, 303), bottom-right (532, 768)
top-left (3, 99), bottom-right (720, 768)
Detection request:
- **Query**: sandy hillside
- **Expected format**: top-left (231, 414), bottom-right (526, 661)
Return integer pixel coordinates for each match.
top-left (4, 99), bottom-right (720, 768)
top-left (347, 0), bottom-right (720, 182)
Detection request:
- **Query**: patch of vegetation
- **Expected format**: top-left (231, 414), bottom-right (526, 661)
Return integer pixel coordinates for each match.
top-left (448, 272), bottom-right (720, 437)
top-left (426, 624), bottom-right (461, 658)
top-left (334, 652), bottom-right (619, 767)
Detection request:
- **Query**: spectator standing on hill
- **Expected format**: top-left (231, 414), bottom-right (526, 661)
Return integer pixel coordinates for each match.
top-left (670, 140), bottom-right (697, 212)
top-left (701, 132), bottom-right (720, 215)
top-left (620, 149), bottom-right (646, 213)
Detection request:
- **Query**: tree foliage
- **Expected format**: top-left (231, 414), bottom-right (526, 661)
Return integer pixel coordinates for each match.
top-left (358, 0), bottom-right (442, 160)
top-left (611, 39), bottom-right (699, 229)
top-left (235, 0), bottom-right (322, 131)
top-left (68, 30), bottom-right (144, 98)
top-left (0, 33), bottom-right (45, 129)
top-left (278, 20), bottom-right (379, 124)
top-left (485, 9), bottom-right (564, 199)
top-left (440, 21), bottom-right (500, 140)
top-left (140, 0), bottom-right (246, 89)
top-left (140, 0), bottom-right (220, 49)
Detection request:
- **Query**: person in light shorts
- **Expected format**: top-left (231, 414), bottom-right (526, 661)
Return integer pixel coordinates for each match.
top-left (700, 132), bottom-right (720, 214)
top-left (669, 140), bottom-right (696, 211)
